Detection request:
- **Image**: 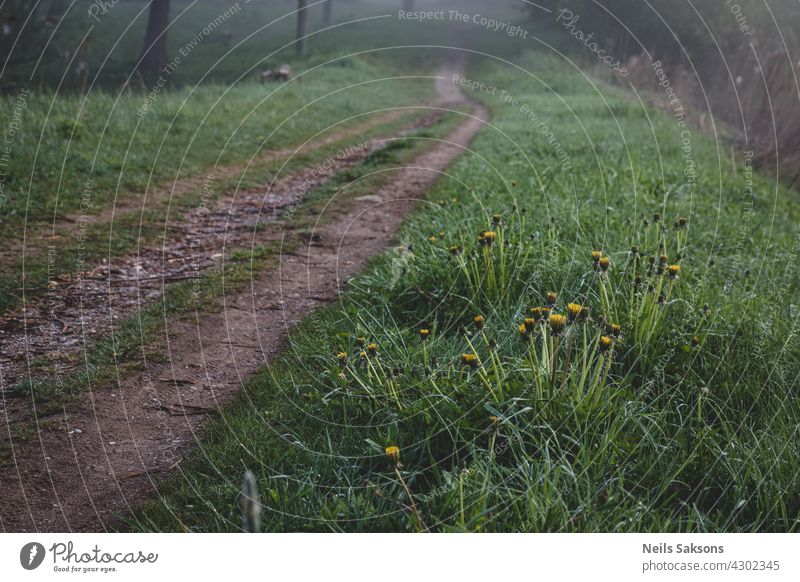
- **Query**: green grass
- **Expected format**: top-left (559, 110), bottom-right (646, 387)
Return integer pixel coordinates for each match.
top-left (0, 59), bottom-right (431, 231)
top-left (127, 51), bottom-right (800, 532)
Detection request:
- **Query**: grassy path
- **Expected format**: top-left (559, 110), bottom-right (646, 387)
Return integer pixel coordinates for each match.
top-left (0, 62), bottom-right (488, 532)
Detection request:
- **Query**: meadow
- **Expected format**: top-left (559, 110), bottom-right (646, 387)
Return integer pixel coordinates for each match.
top-left (128, 51), bottom-right (800, 532)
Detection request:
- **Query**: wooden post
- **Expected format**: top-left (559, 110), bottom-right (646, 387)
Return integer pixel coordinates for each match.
top-left (296, 0), bottom-right (308, 57)
top-left (323, 0), bottom-right (332, 25)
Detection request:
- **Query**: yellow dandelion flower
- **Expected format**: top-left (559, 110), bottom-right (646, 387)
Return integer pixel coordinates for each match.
top-left (473, 315), bottom-right (485, 329)
top-left (479, 230), bottom-right (497, 245)
top-left (668, 264), bottom-right (681, 279)
top-left (548, 314), bottom-right (566, 335)
top-left (598, 335), bottom-right (613, 352)
top-left (591, 250), bottom-right (602, 263)
top-left (598, 257), bottom-right (610, 272)
top-left (385, 445), bottom-right (401, 465)
top-left (546, 291), bottom-right (557, 306)
top-left (367, 343), bottom-right (378, 356)
top-left (518, 323), bottom-right (528, 337)
top-left (567, 303), bottom-right (582, 322)
top-left (419, 329), bottom-right (431, 340)
top-left (461, 353), bottom-right (480, 368)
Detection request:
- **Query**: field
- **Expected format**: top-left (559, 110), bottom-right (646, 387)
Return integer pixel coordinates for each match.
top-left (129, 52), bottom-right (800, 532)
top-left (1, 0), bottom-right (799, 534)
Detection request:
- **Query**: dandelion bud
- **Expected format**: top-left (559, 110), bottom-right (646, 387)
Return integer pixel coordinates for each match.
top-left (492, 213), bottom-right (502, 225)
top-left (473, 315), bottom-right (485, 329)
top-left (546, 291), bottom-right (557, 306)
top-left (336, 352), bottom-right (348, 367)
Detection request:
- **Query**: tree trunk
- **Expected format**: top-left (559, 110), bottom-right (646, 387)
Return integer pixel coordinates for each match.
top-left (322, 0), bottom-right (332, 25)
top-left (139, 0), bottom-right (170, 81)
top-left (403, 0), bottom-right (414, 10)
top-left (296, 0), bottom-right (308, 56)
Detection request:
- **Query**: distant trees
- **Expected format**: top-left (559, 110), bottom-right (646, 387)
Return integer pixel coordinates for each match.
top-left (0, 0), bottom-right (67, 68)
top-left (139, 0), bottom-right (170, 81)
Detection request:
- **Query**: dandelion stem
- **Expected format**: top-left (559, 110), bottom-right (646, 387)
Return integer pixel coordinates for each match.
top-left (394, 466), bottom-right (427, 533)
